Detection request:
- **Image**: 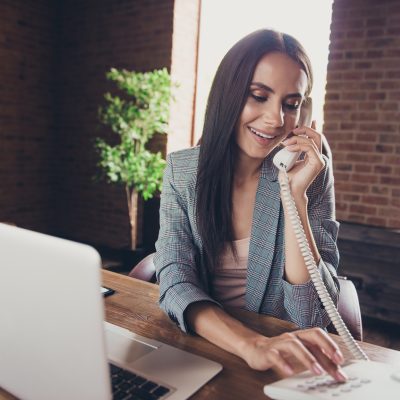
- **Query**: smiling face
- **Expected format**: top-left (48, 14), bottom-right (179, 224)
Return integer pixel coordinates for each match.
top-left (235, 51), bottom-right (308, 162)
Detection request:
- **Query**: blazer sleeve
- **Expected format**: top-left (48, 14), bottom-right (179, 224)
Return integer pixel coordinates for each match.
top-left (154, 153), bottom-right (220, 333)
top-left (282, 156), bottom-right (340, 328)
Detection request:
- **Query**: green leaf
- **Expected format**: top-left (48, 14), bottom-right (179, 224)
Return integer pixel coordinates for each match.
top-left (94, 68), bottom-right (174, 200)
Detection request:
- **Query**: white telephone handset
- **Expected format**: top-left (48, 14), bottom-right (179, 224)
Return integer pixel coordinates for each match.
top-left (264, 99), bottom-right (400, 399)
top-left (273, 97), bottom-right (313, 172)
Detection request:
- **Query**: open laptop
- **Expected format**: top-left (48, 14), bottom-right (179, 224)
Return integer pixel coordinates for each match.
top-left (0, 223), bottom-right (222, 400)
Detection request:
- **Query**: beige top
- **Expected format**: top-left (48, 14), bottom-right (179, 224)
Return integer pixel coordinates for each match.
top-left (212, 237), bottom-right (250, 309)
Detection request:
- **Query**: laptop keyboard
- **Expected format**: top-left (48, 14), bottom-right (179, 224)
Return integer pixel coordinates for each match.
top-left (110, 363), bottom-right (171, 400)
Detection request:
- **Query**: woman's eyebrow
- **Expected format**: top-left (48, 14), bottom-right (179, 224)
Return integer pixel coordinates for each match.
top-left (251, 82), bottom-right (274, 93)
top-left (250, 82), bottom-right (303, 99)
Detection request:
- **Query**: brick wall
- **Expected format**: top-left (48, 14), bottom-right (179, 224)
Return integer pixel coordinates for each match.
top-left (0, 0), bottom-right (205, 250)
top-left (325, 0), bottom-right (400, 229)
top-left (0, 0), bottom-right (57, 232)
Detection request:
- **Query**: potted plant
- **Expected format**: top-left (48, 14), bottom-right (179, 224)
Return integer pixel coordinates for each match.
top-left (95, 67), bottom-right (172, 250)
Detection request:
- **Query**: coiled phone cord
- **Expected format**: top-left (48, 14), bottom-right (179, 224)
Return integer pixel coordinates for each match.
top-left (280, 171), bottom-right (369, 361)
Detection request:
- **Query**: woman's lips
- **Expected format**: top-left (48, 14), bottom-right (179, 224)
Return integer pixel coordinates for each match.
top-left (249, 126), bottom-right (276, 139)
top-left (248, 126), bottom-right (279, 145)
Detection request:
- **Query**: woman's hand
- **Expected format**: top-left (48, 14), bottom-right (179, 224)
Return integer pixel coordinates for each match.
top-left (241, 327), bottom-right (347, 382)
top-left (278, 121), bottom-right (326, 198)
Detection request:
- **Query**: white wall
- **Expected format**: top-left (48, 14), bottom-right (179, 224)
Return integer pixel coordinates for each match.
top-left (194, 0), bottom-right (333, 142)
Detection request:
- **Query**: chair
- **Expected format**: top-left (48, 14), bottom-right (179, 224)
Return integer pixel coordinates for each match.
top-left (128, 253), bottom-right (156, 283)
top-left (129, 255), bottom-right (363, 340)
top-left (327, 276), bottom-right (363, 341)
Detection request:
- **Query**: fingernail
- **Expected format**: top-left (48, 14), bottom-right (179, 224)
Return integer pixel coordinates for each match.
top-left (312, 362), bottom-right (324, 375)
top-left (335, 369), bottom-right (348, 382)
top-left (284, 365), bottom-right (294, 375)
top-left (333, 350), bottom-right (344, 364)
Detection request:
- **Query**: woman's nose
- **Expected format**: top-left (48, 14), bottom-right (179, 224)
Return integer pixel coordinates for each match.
top-left (262, 105), bottom-right (284, 128)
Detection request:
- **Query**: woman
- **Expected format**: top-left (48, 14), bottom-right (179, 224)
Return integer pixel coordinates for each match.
top-left (154, 29), bottom-right (345, 381)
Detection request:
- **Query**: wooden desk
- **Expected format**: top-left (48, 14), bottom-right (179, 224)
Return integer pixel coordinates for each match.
top-left (2, 270), bottom-right (400, 400)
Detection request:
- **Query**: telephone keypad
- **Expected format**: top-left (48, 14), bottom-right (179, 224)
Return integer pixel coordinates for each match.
top-left (264, 360), bottom-right (400, 400)
top-left (295, 373), bottom-right (370, 397)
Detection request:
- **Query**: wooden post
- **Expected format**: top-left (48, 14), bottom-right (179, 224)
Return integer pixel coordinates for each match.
top-left (126, 186), bottom-right (139, 250)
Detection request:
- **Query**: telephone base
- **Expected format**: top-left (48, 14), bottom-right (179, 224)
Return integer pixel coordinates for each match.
top-left (263, 360), bottom-right (400, 399)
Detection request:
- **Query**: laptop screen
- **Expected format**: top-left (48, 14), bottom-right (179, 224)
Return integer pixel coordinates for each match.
top-left (0, 224), bottom-right (112, 400)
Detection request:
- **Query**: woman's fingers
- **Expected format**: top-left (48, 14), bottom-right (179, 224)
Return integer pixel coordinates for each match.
top-left (298, 328), bottom-right (344, 364)
top-left (279, 334), bottom-right (325, 375)
top-left (263, 329), bottom-right (347, 382)
top-left (282, 135), bottom-right (324, 172)
top-left (311, 120), bottom-right (317, 130)
top-left (283, 136), bottom-right (320, 158)
top-left (297, 328), bottom-right (347, 381)
top-left (265, 348), bottom-right (295, 376)
top-left (304, 341), bottom-right (347, 382)
top-left (292, 124), bottom-right (323, 153)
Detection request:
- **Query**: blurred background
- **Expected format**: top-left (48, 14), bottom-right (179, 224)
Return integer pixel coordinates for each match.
top-left (0, 0), bottom-right (399, 348)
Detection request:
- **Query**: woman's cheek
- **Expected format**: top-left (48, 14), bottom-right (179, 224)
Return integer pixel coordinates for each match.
top-left (284, 113), bottom-right (298, 131)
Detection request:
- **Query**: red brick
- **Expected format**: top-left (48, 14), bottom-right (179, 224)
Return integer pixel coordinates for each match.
top-left (340, 122), bottom-right (358, 131)
top-left (375, 144), bottom-right (394, 153)
top-left (361, 195), bottom-right (389, 206)
top-left (328, 60), bottom-right (353, 71)
top-left (368, 92), bottom-right (386, 100)
top-left (343, 194), bottom-right (360, 201)
top-left (379, 103), bottom-right (398, 111)
top-left (391, 198), bottom-right (400, 208)
top-left (352, 173), bottom-right (379, 184)
top-left (335, 172), bottom-right (351, 181)
top-left (338, 142), bottom-right (375, 152)
top-left (354, 164), bottom-right (372, 173)
top-left (349, 204), bottom-right (377, 215)
top-left (392, 188), bottom-right (400, 197)
top-left (364, 71), bottom-right (383, 80)
top-left (336, 203), bottom-right (348, 212)
top-left (325, 92), bottom-right (341, 101)
top-left (386, 70), bottom-right (400, 79)
top-left (379, 133), bottom-right (400, 143)
top-left (346, 153), bottom-right (383, 163)
top-left (358, 102), bottom-right (377, 110)
top-left (366, 50), bottom-right (383, 58)
top-left (329, 52), bottom-right (344, 61)
top-left (342, 92), bottom-right (366, 101)
top-left (359, 123), bottom-right (396, 132)
top-left (385, 49), bottom-right (400, 57)
top-left (380, 81), bottom-right (400, 90)
top-left (374, 165), bottom-right (392, 174)
top-left (335, 182), bottom-right (370, 193)
top-left (355, 133), bottom-right (378, 142)
top-left (372, 186), bottom-right (390, 195)
top-left (381, 176), bottom-right (400, 185)
top-left (346, 214), bottom-right (366, 224)
top-left (336, 163), bottom-right (353, 171)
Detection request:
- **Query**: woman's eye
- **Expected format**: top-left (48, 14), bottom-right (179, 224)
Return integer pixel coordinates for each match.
top-left (250, 94), bottom-right (267, 102)
top-left (284, 102), bottom-right (300, 111)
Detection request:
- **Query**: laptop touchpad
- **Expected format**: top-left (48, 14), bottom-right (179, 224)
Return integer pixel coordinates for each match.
top-left (105, 326), bottom-right (156, 363)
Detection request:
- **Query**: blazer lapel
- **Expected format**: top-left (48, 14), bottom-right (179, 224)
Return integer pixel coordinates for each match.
top-left (246, 149), bottom-right (282, 312)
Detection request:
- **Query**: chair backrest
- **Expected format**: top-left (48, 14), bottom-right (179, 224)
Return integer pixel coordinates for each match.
top-left (128, 253), bottom-right (156, 283)
top-left (327, 276), bottom-right (363, 341)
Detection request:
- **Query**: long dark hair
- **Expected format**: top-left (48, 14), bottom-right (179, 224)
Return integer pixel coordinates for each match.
top-left (196, 29), bottom-right (313, 273)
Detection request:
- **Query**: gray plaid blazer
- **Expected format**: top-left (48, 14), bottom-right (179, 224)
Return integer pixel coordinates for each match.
top-left (154, 146), bottom-right (340, 333)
